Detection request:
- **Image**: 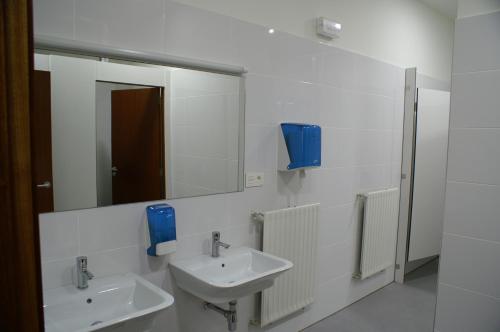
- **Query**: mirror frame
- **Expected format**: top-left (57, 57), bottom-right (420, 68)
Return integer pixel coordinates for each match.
top-left (34, 44), bottom-right (246, 210)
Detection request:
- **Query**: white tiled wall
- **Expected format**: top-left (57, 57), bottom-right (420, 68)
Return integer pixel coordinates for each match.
top-left (170, 68), bottom-right (240, 198)
top-left (34, 1), bottom-right (405, 332)
top-left (435, 10), bottom-right (500, 332)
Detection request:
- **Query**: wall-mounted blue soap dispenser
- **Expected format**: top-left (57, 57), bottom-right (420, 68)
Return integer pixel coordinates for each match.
top-left (278, 123), bottom-right (321, 171)
top-left (144, 203), bottom-right (176, 256)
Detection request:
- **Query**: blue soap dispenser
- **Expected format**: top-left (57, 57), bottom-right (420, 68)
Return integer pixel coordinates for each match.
top-left (144, 203), bottom-right (177, 256)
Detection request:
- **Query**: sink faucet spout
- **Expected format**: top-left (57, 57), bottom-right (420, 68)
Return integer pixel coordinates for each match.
top-left (75, 256), bottom-right (94, 289)
top-left (211, 231), bottom-right (231, 258)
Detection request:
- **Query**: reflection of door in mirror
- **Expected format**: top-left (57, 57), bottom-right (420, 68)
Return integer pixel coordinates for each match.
top-left (111, 87), bottom-right (165, 205)
top-left (32, 70), bottom-right (54, 213)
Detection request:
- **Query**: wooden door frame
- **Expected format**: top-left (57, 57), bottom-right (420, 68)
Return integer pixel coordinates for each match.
top-left (0, 1), bottom-right (44, 331)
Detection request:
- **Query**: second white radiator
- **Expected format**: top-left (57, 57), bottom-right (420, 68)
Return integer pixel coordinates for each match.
top-left (259, 203), bottom-right (319, 327)
top-left (354, 188), bottom-right (399, 280)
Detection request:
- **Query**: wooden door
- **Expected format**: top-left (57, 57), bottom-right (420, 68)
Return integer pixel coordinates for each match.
top-left (32, 70), bottom-right (54, 213)
top-left (0, 0), bottom-right (45, 331)
top-left (111, 88), bottom-right (165, 204)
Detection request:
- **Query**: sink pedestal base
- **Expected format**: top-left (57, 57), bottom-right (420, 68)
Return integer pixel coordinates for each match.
top-left (203, 300), bottom-right (238, 331)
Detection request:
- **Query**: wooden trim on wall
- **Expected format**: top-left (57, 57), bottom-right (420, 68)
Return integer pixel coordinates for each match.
top-left (0, 1), bottom-right (44, 331)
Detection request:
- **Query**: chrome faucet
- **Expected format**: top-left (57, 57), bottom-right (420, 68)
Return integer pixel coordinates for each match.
top-left (211, 231), bottom-right (230, 257)
top-left (75, 256), bottom-right (94, 289)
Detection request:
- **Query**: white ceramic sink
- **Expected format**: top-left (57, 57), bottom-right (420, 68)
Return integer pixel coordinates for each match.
top-left (43, 273), bottom-right (174, 332)
top-left (169, 247), bottom-right (293, 303)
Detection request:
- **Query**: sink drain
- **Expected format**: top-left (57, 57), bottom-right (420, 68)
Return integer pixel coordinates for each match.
top-left (90, 321), bottom-right (103, 326)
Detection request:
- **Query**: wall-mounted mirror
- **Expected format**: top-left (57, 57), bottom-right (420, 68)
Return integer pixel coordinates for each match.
top-left (33, 52), bottom-right (244, 213)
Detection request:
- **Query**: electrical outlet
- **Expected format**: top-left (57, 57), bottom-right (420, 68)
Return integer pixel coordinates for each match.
top-left (245, 172), bottom-right (264, 188)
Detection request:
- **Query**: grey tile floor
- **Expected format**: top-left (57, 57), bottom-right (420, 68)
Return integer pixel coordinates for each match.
top-left (304, 259), bottom-right (439, 332)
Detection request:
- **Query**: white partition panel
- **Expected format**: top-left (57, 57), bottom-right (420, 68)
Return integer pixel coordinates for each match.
top-left (408, 88), bottom-right (450, 261)
top-left (50, 55), bottom-right (97, 211)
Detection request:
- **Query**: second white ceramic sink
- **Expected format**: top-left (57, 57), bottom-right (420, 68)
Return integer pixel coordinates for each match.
top-left (43, 273), bottom-right (174, 332)
top-left (169, 247), bottom-right (293, 303)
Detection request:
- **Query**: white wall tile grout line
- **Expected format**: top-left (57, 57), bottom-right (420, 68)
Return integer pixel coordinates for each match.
top-left (443, 232), bottom-right (500, 246)
top-left (439, 282), bottom-right (500, 301)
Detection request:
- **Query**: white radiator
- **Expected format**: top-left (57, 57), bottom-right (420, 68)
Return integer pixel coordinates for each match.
top-left (258, 203), bottom-right (319, 327)
top-left (354, 188), bottom-right (399, 280)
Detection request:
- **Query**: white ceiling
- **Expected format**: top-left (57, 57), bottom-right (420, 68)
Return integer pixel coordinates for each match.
top-left (419, 0), bottom-right (458, 18)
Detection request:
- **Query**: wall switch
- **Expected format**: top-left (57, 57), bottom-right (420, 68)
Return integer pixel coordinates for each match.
top-left (245, 172), bottom-right (264, 188)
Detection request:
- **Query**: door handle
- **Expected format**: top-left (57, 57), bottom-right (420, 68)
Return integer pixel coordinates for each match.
top-left (112, 166), bottom-right (118, 177)
top-left (36, 181), bottom-right (52, 189)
